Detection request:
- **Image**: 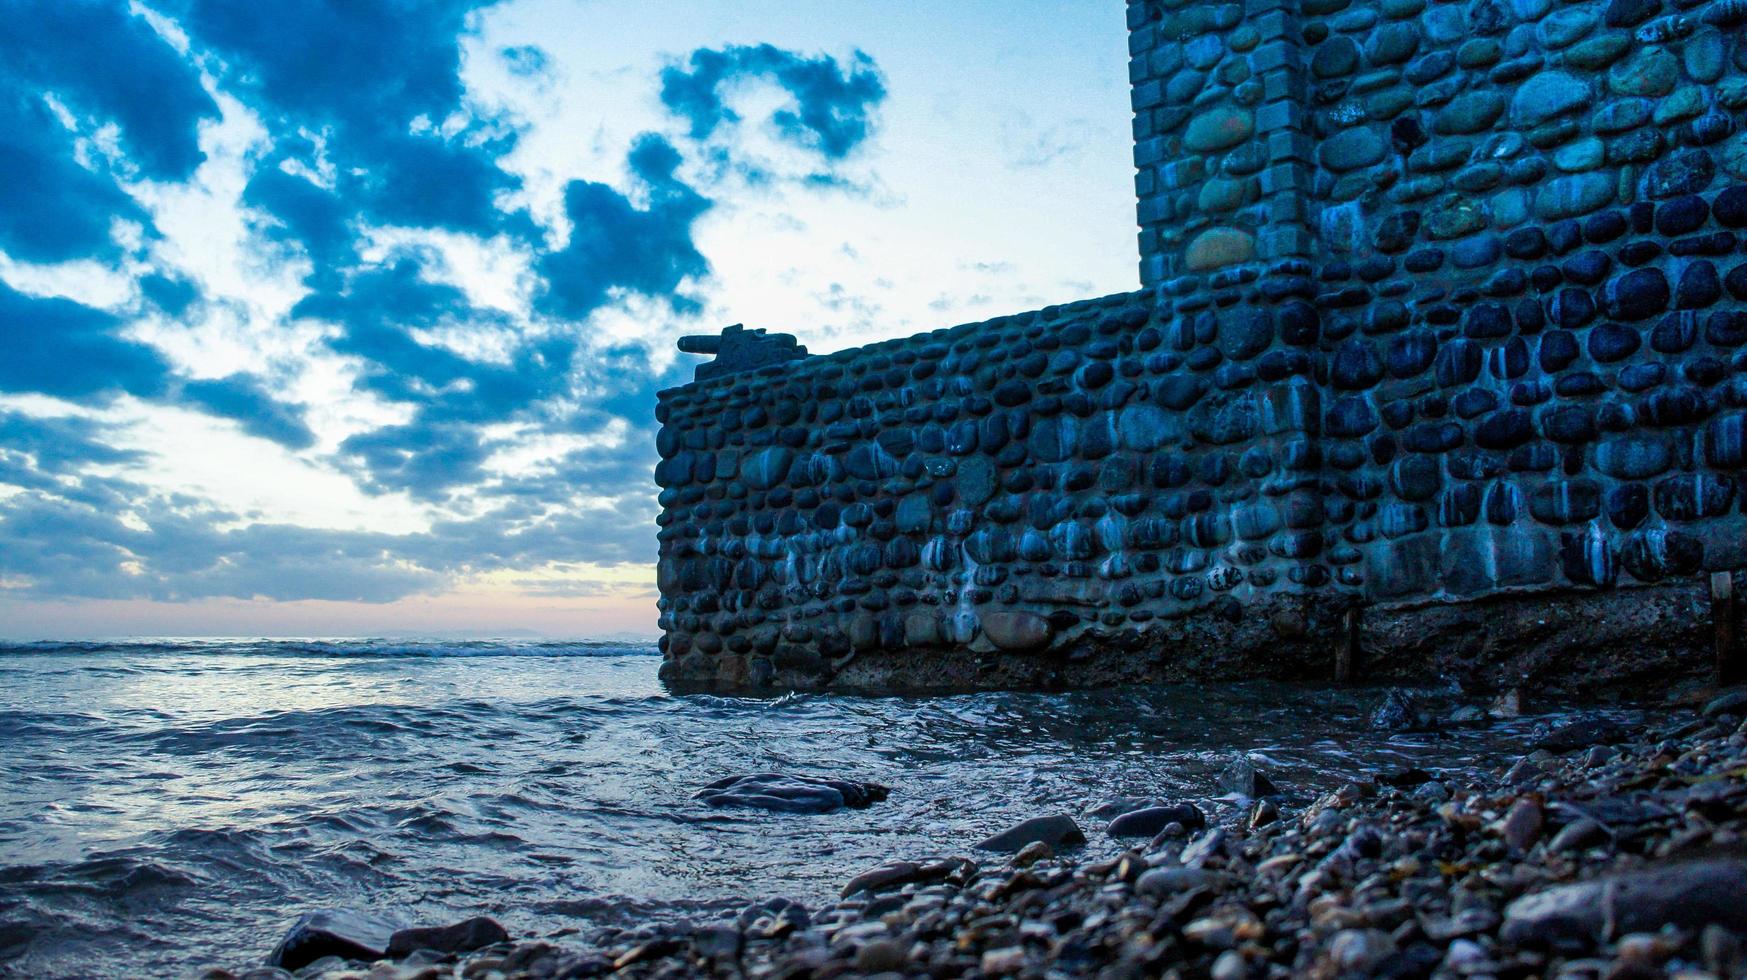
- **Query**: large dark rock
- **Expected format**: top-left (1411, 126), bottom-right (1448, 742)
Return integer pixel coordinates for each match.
top-left (267, 909), bottom-right (405, 971)
top-left (697, 774), bottom-right (891, 814)
top-left (1502, 859), bottom-right (1747, 949)
top-left (386, 917), bottom-right (510, 958)
top-left (976, 814), bottom-right (1085, 852)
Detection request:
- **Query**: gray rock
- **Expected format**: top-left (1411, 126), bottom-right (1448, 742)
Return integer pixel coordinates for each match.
top-left (1435, 92), bottom-right (1507, 134)
top-left (1538, 9), bottom-right (1598, 47)
top-left (979, 611), bottom-right (1053, 651)
top-left (1135, 866), bottom-right (1230, 897)
top-left (840, 859), bottom-right (961, 897)
top-left (976, 814), bottom-right (1085, 852)
top-left (697, 774), bottom-right (890, 813)
top-left (1533, 717), bottom-right (1629, 752)
top-left (1217, 756), bottom-right (1279, 797)
top-left (1502, 859), bottom-right (1747, 947)
top-left (1510, 71), bottom-right (1590, 127)
top-left (386, 917), bottom-right (509, 958)
top-left (1312, 38), bottom-right (1361, 78)
top-left (1320, 129), bottom-right (1388, 172)
top-left (267, 909), bottom-right (405, 972)
top-left (1547, 818), bottom-right (1609, 853)
top-left (1183, 107), bottom-right (1255, 153)
top-left (1106, 803), bottom-right (1207, 837)
top-left (1702, 690), bottom-right (1747, 718)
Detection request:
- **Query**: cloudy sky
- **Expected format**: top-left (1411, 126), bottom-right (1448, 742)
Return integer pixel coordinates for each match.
top-left (0, 0), bottom-right (1137, 639)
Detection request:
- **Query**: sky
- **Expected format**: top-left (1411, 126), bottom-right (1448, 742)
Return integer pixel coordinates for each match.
top-left (0, 0), bottom-right (1138, 639)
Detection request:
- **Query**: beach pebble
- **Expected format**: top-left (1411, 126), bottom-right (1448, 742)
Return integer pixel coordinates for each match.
top-left (1106, 803), bottom-right (1207, 837)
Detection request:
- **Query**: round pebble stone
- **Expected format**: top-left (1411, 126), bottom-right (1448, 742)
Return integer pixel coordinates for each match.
top-left (1655, 195), bottom-right (1710, 235)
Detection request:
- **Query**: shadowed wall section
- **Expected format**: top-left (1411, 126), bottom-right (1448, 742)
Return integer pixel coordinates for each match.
top-left (655, 0), bottom-right (1747, 692)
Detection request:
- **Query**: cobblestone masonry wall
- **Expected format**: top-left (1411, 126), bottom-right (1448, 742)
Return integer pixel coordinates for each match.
top-left (655, 0), bottom-right (1747, 692)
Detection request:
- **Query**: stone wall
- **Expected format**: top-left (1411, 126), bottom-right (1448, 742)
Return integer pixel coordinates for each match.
top-left (654, 0), bottom-right (1747, 692)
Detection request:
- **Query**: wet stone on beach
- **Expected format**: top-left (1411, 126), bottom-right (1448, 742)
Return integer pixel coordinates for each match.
top-left (265, 909), bottom-right (405, 972)
top-left (974, 814), bottom-right (1085, 852)
top-left (696, 774), bottom-right (891, 814)
top-left (1105, 802), bottom-right (1207, 837)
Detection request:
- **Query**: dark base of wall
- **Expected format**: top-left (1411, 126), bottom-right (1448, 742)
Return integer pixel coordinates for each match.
top-left (659, 582), bottom-right (1719, 697)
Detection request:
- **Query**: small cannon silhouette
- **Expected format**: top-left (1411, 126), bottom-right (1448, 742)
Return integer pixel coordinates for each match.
top-left (677, 323), bottom-right (808, 381)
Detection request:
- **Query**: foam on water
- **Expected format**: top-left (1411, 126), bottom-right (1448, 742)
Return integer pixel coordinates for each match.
top-left (0, 640), bottom-right (1626, 977)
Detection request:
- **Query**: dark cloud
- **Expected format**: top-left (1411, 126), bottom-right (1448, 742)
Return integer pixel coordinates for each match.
top-left (0, 1), bottom-right (215, 263)
top-left (138, 273), bottom-right (200, 317)
top-left (0, 281), bottom-right (174, 401)
top-left (534, 134), bottom-right (711, 320)
top-left (660, 44), bottom-right (885, 160)
top-left (0, 476), bottom-right (656, 604)
top-left (0, 93), bottom-right (146, 264)
top-left (291, 251), bottom-right (587, 498)
top-left (0, 412), bottom-right (143, 476)
top-left (176, 0), bottom-right (527, 259)
top-left (180, 374), bottom-right (317, 450)
top-left (4, 1), bottom-right (217, 180)
top-left (0, 488), bottom-right (444, 602)
top-left (242, 162), bottom-right (363, 289)
top-left (0, 3), bottom-right (845, 609)
top-left (337, 420), bottom-right (496, 500)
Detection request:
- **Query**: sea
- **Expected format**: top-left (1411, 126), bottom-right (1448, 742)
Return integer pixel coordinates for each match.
top-left (0, 638), bottom-right (1634, 977)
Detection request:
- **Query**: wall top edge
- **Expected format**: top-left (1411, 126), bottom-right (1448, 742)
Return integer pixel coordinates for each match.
top-left (658, 289), bottom-right (1154, 402)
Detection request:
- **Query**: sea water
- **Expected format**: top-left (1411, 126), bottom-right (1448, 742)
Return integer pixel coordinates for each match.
top-left (0, 639), bottom-right (1625, 977)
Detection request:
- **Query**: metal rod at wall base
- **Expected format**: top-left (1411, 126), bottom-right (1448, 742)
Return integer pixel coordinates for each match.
top-left (1335, 606), bottom-right (1361, 684)
top-left (1716, 571), bottom-right (1743, 686)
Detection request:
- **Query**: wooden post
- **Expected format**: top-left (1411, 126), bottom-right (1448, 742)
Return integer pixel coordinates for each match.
top-left (1335, 606), bottom-right (1361, 683)
top-left (1715, 571), bottom-right (1743, 685)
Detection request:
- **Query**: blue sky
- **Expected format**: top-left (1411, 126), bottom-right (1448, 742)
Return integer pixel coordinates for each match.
top-left (0, 0), bottom-right (1136, 638)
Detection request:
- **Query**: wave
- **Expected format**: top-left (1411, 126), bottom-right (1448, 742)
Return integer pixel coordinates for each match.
top-left (0, 638), bottom-right (660, 659)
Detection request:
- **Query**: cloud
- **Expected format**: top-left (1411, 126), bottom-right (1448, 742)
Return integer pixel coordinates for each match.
top-left (0, 1), bottom-right (214, 264)
top-left (0, 412), bottom-right (144, 476)
top-left (660, 44), bottom-right (885, 161)
top-left (179, 374), bottom-right (317, 450)
top-left (0, 92), bottom-right (148, 264)
top-left (0, 474), bottom-right (658, 604)
top-left (534, 134), bottom-right (711, 320)
top-left (338, 420), bottom-right (496, 500)
top-left (0, 3), bottom-right (882, 611)
top-left (138, 273), bottom-right (200, 317)
top-left (176, 0), bottom-right (530, 278)
top-left (501, 45), bottom-right (552, 79)
top-left (1000, 116), bottom-right (1094, 169)
top-left (289, 250), bottom-right (589, 498)
top-left (0, 280), bottom-right (174, 401)
top-left (4, 2), bottom-right (217, 181)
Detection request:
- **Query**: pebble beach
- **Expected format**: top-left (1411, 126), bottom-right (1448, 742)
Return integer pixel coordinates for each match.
top-left (202, 685), bottom-right (1747, 980)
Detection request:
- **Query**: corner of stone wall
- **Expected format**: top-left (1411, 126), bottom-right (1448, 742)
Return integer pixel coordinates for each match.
top-left (656, 0), bottom-right (1747, 694)
top-left (1130, 0), bottom-right (1315, 290)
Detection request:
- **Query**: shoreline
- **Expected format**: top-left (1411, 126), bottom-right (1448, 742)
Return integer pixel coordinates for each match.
top-left (204, 684), bottom-right (1747, 979)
